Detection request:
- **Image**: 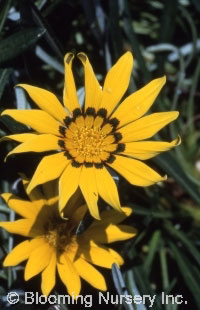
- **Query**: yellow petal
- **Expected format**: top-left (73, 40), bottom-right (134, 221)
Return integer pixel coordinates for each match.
top-left (79, 167), bottom-right (100, 219)
top-left (0, 133), bottom-right (37, 143)
top-left (100, 52), bottom-right (133, 117)
top-left (85, 224), bottom-right (137, 244)
top-left (1, 193), bottom-right (38, 218)
top-left (3, 238), bottom-right (44, 266)
top-left (63, 188), bottom-right (85, 218)
top-left (57, 254), bottom-right (81, 297)
top-left (67, 204), bottom-right (87, 226)
top-left (3, 241), bottom-right (32, 266)
top-left (42, 181), bottom-right (58, 206)
top-left (21, 176), bottom-right (47, 210)
top-left (25, 241), bottom-right (53, 280)
top-left (113, 76), bottom-right (166, 127)
top-left (41, 252), bottom-right (56, 296)
top-left (80, 241), bottom-right (121, 268)
top-left (94, 206), bottom-right (133, 225)
top-left (108, 248), bottom-right (124, 265)
top-left (27, 152), bottom-right (69, 194)
top-left (119, 111), bottom-right (179, 142)
top-left (74, 257), bottom-right (107, 291)
top-left (63, 53), bottom-right (80, 113)
top-left (17, 84), bottom-right (67, 122)
top-left (0, 219), bottom-right (33, 237)
top-left (6, 134), bottom-right (60, 158)
top-left (78, 53), bottom-right (103, 111)
top-left (95, 166), bottom-right (122, 212)
top-left (107, 155), bottom-right (167, 186)
top-left (123, 136), bottom-right (181, 160)
top-left (59, 164), bottom-right (82, 212)
top-left (2, 110), bottom-right (61, 136)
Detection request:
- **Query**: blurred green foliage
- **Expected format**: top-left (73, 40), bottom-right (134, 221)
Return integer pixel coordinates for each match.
top-left (0, 0), bottom-right (200, 309)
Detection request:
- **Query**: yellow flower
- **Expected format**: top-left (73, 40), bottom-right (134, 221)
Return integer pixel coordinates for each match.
top-left (0, 181), bottom-right (136, 296)
top-left (2, 52), bottom-right (180, 218)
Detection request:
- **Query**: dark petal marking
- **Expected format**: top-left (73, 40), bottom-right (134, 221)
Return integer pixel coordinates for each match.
top-left (97, 108), bottom-right (107, 118)
top-left (64, 151), bottom-right (73, 160)
top-left (108, 117), bottom-right (120, 128)
top-left (73, 108), bottom-right (82, 119)
top-left (59, 126), bottom-right (66, 137)
top-left (64, 116), bottom-right (72, 127)
top-left (65, 53), bottom-right (73, 64)
top-left (84, 162), bottom-right (93, 167)
top-left (86, 107), bottom-right (96, 116)
top-left (113, 132), bottom-right (122, 143)
top-left (94, 162), bottom-right (103, 169)
top-left (72, 160), bottom-right (82, 168)
top-left (58, 140), bottom-right (65, 148)
top-left (106, 154), bottom-right (116, 164)
top-left (116, 143), bottom-right (125, 153)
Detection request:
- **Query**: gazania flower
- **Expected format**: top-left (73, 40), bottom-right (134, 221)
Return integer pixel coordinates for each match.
top-left (2, 52), bottom-right (180, 218)
top-left (0, 180), bottom-right (136, 296)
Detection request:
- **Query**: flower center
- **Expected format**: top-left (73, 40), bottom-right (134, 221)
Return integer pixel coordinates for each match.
top-left (44, 217), bottom-right (73, 253)
top-left (58, 108), bottom-right (125, 167)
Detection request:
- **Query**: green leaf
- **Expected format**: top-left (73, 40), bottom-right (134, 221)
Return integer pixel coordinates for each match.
top-left (0, 27), bottom-right (46, 65)
top-left (0, 115), bottom-right (29, 134)
top-left (144, 230), bottom-right (161, 274)
top-left (165, 222), bottom-right (200, 267)
top-left (0, 0), bottom-right (12, 34)
top-left (168, 241), bottom-right (200, 307)
top-left (120, 0), bottom-right (151, 83)
top-left (153, 152), bottom-right (200, 205)
top-left (0, 68), bottom-right (12, 99)
top-left (131, 204), bottom-right (172, 219)
top-left (133, 266), bottom-right (163, 310)
top-left (109, 0), bottom-right (123, 60)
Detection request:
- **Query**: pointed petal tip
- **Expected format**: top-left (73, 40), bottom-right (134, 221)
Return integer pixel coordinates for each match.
top-left (93, 212), bottom-right (101, 221)
top-left (1, 193), bottom-right (12, 203)
top-left (174, 135), bottom-right (181, 146)
top-left (121, 206), bottom-right (133, 217)
top-left (176, 135), bottom-right (182, 146)
top-left (157, 75), bottom-right (166, 86)
top-left (15, 83), bottom-right (25, 88)
top-left (3, 258), bottom-right (10, 267)
top-left (24, 272), bottom-right (30, 281)
top-left (123, 51), bottom-right (133, 66)
top-left (162, 174), bottom-right (167, 182)
top-left (26, 183), bottom-right (33, 195)
top-left (174, 110), bottom-right (179, 118)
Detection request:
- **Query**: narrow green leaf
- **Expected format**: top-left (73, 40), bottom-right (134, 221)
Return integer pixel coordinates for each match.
top-left (121, 0), bottom-right (151, 83)
top-left (0, 68), bottom-right (12, 99)
top-left (0, 28), bottom-right (46, 65)
top-left (0, 115), bottom-right (28, 134)
top-left (109, 0), bottom-right (123, 60)
top-left (144, 230), bottom-right (161, 274)
top-left (133, 267), bottom-right (163, 310)
top-left (169, 241), bottom-right (200, 307)
top-left (20, 1), bottom-right (64, 60)
top-left (165, 222), bottom-right (200, 267)
top-left (0, 0), bottom-right (12, 34)
top-left (153, 152), bottom-right (200, 205)
top-left (159, 247), bottom-right (169, 290)
top-left (130, 204), bottom-right (173, 219)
